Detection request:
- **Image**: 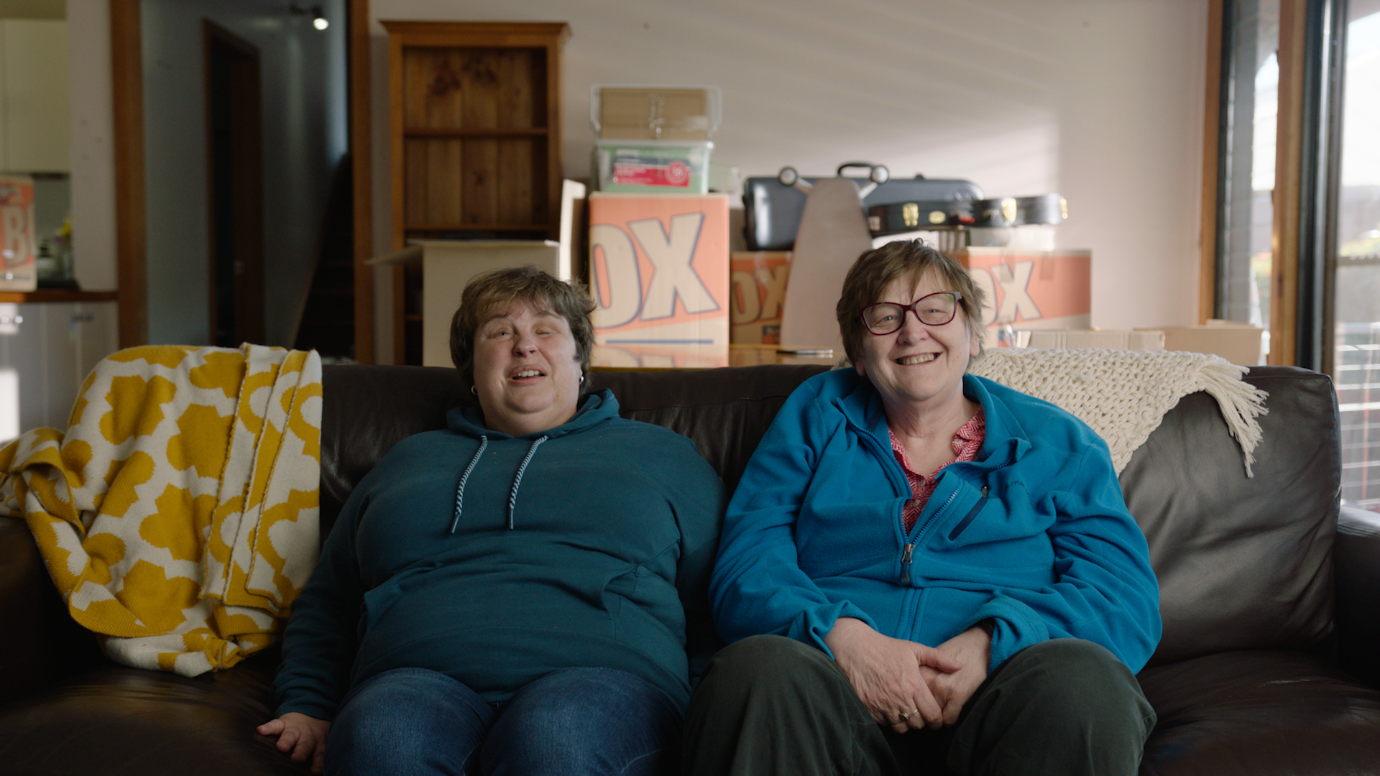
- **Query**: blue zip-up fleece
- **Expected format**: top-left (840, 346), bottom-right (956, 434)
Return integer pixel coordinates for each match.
top-left (273, 390), bottom-right (725, 720)
top-left (711, 369), bottom-right (1161, 674)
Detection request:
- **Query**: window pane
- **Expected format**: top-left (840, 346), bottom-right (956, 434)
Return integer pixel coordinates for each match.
top-left (1334, 5), bottom-right (1380, 512)
top-left (1219, 0), bottom-right (1280, 350)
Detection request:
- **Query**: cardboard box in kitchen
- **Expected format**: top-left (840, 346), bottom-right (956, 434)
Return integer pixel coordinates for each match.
top-left (729, 251), bottom-right (792, 345)
top-left (1135, 321), bottom-right (1265, 365)
top-left (588, 193), bottom-right (730, 361)
top-left (956, 248), bottom-right (1092, 333)
top-left (0, 175), bottom-right (37, 292)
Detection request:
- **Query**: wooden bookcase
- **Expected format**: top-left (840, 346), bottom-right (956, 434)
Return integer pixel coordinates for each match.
top-left (382, 21), bottom-right (570, 363)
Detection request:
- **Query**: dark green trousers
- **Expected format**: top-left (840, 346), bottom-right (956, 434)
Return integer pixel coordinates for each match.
top-left (681, 635), bottom-right (1155, 776)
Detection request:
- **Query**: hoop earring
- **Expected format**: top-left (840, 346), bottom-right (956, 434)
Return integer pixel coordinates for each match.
top-left (579, 374), bottom-right (585, 384)
top-left (470, 385), bottom-right (477, 395)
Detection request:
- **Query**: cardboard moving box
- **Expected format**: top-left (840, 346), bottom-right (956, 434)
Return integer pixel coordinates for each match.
top-left (0, 175), bottom-right (37, 292)
top-left (956, 248), bottom-right (1092, 332)
top-left (1026, 329), bottom-right (1166, 350)
top-left (589, 193), bottom-right (730, 362)
top-left (1136, 321), bottom-right (1265, 365)
top-left (729, 251), bottom-right (792, 345)
top-left (369, 240), bottom-right (564, 368)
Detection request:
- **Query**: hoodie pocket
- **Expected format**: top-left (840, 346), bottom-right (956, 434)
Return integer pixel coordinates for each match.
top-left (362, 576), bottom-right (404, 634)
top-left (601, 566), bottom-right (640, 620)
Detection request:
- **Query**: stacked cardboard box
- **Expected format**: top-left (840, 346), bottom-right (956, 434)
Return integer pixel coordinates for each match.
top-left (1025, 329), bottom-right (1165, 350)
top-left (1136, 321), bottom-right (1265, 364)
top-left (587, 87), bottom-right (729, 366)
top-left (588, 193), bottom-right (731, 366)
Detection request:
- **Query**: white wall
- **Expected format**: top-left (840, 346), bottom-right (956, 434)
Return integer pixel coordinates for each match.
top-left (141, 0), bottom-right (348, 346)
top-left (369, 0), bottom-right (1208, 359)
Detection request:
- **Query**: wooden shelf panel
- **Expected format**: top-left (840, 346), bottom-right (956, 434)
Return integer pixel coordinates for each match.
top-left (0, 289), bottom-right (119, 303)
top-left (404, 223), bottom-right (548, 232)
top-left (403, 137), bottom-right (548, 228)
top-left (403, 127), bottom-right (547, 138)
top-left (402, 46), bottom-right (547, 132)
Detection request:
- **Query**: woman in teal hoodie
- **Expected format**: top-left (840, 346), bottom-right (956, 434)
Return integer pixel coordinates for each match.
top-left (257, 266), bottom-right (724, 776)
top-left (684, 241), bottom-right (1161, 776)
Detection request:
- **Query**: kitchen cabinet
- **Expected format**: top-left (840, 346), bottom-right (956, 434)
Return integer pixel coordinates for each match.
top-left (0, 297), bottom-right (117, 440)
top-left (0, 19), bottom-right (70, 173)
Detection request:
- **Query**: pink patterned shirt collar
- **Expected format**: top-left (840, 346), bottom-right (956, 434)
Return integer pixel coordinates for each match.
top-left (889, 407), bottom-right (986, 532)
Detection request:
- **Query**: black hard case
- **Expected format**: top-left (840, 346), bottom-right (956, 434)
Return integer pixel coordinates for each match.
top-left (742, 175), bottom-right (984, 251)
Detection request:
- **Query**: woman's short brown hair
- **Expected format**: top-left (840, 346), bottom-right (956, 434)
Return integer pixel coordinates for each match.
top-left (449, 265), bottom-right (597, 393)
top-left (835, 239), bottom-right (987, 365)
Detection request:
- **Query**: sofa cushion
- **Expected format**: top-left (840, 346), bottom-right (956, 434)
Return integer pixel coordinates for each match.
top-left (1138, 649), bottom-right (1380, 774)
top-left (1119, 367), bottom-right (1339, 666)
top-left (0, 657), bottom-right (295, 776)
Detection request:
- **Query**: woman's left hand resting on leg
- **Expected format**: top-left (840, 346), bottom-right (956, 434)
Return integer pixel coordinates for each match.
top-left (257, 712), bottom-right (331, 774)
top-left (917, 622), bottom-right (992, 728)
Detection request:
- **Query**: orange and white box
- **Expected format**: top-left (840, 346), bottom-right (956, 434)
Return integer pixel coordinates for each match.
top-left (0, 175), bottom-right (37, 292)
top-left (957, 248), bottom-right (1091, 333)
top-left (589, 193), bottom-right (730, 365)
top-left (729, 251), bottom-right (792, 345)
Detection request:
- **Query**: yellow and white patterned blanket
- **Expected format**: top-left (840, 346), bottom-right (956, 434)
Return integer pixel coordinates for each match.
top-left (0, 344), bottom-right (322, 676)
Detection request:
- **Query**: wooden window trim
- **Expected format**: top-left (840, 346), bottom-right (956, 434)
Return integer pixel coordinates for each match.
top-left (1271, 0), bottom-right (1309, 367)
top-left (1200, 0), bottom-right (1225, 326)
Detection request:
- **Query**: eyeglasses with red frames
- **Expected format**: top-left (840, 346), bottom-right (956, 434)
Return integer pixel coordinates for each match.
top-left (859, 292), bottom-right (963, 335)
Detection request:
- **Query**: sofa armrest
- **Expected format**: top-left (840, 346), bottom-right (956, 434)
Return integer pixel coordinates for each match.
top-left (0, 517), bottom-right (96, 705)
top-left (1336, 504), bottom-right (1380, 689)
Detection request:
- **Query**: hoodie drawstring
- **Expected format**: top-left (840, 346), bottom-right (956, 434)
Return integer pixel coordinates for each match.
top-left (449, 435), bottom-right (550, 534)
top-left (508, 437), bottom-right (548, 529)
top-left (449, 436), bottom-right (488, 534)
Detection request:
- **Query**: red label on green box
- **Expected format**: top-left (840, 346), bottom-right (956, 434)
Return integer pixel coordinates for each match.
top-left (613, 160), bottom-right (691, 187)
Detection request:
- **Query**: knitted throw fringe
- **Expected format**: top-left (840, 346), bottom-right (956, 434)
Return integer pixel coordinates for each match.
top-left (968, 348), bottom-right (1269, 477)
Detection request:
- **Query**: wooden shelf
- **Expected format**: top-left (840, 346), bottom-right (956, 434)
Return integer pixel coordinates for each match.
top-left (404, 223), bottom-right (548, 232)
top-left (0, 289), bottom-right (119, 303)
top-left (385, 20), bottom-right (569, 365)
top-left (403, 127), bottom-right (548, 138)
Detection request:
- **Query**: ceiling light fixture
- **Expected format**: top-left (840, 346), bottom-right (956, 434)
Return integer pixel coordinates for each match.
top-left (289, 4), bottom-right (329, 31)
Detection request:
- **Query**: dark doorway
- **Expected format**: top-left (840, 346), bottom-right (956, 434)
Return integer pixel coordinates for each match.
top-left (204, 21), bottom-right (265, 347)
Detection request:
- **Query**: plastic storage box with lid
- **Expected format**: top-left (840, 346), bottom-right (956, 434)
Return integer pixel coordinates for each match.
top-left (590, 84), bottom-right (719, 195)
top-left (592, 140), bottom-right (713, 194)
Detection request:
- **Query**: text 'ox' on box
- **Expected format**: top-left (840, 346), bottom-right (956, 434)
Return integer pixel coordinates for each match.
top-left (589, 193), bottom-right (730, 365)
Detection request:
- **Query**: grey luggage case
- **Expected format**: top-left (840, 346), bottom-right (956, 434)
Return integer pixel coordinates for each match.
top-left (742, 164), bottom-right (984, 251)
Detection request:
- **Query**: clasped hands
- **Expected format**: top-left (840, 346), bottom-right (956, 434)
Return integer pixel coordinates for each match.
top-left (823, 617), bottom-right (993, 734)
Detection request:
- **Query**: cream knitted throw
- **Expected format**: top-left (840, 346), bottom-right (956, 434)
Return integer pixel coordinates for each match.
top-left (968, 348), bottom-right (1269, 476)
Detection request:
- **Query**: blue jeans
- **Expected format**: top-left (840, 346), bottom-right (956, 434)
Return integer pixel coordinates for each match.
top-left (324, 666), bottom-right (680, 776)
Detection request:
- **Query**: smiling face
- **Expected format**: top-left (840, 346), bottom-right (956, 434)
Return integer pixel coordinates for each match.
top-left (471, 299), bottom-right (583, 437)
top-left (854, 271), bottom-right (980, 418)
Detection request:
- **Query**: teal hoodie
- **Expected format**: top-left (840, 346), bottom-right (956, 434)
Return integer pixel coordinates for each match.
top-left (273, 390), bottom-right (725, 719)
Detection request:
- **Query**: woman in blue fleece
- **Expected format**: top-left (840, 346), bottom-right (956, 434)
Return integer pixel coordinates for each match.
top-left (683, 240), bottom-right (1161, 776)
top-left (257, 266), bottom-right (724, 776)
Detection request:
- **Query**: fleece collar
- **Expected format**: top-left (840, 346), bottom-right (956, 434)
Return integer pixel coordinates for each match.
top-left (832, 371), bottom-right (1030, 470)
top-left (445, 389), bottom-right (620, 440)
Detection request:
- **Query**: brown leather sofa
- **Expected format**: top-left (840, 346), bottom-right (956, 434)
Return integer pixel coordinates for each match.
top-left (1, 363), bottom-right (1378, 774)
